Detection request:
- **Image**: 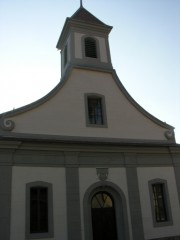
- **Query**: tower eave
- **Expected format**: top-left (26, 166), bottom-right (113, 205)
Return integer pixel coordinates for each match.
top-left (56, 18), bottom-right (113, 50)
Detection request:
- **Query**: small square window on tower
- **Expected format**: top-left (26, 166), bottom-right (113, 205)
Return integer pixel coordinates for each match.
top-left (85, 94), bottom-right (107, 127)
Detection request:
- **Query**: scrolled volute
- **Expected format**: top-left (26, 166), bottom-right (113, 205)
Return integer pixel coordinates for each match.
top-left (0, 117), bottom-right (15, 131)
top-left (164, 130), bottom-right (174, 140)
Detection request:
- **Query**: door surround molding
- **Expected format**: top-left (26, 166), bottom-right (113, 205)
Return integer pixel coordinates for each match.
top-left (83, 181), bottom-right (130, 240)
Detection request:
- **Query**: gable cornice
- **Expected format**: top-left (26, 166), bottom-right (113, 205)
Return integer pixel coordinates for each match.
top-left (0, 64), bottom-right (175, 142)
top-left (0, 131), bottom-right (178, 147)
top-left (111, 69), bottom-right (174, 131)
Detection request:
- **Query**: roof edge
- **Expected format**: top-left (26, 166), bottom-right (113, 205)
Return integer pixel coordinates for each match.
top-left (0, 65), bottom-right (175, 132)
top-left (56, 17), bottom-right (112, 50)
top-left (111, 70), bottom-right (175, 131)
top-left (0, 65), bottom-right (175, 143)
top-left (0, 132), bottom-right (178, 147)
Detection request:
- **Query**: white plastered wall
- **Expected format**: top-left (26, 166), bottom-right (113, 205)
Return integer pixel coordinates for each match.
top-left (10, 69), bottom-right (168, 141)
top-left (79, 167), bottom-right (133, 240)
top-left (62, 35), bottom-right (71, 76)
top-left (10, 166), bottom-right (67, 240)
top-left (75, 32), bottom-right (84, 59)
top-left (137, 167), bottom-right (180, 239)
top-left (95, 36), bottom-right (108, 62)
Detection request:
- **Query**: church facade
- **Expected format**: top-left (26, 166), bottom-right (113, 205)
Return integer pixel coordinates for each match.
top-left (0, 6), bottom-right (180, 240)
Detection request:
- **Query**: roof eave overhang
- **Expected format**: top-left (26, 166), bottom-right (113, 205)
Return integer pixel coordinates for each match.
top-left (0, 132), bottom-right (178, 148)
top-left (56, 18), bottom-right (113, 50)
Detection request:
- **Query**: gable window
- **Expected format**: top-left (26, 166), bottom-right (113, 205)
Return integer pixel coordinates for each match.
top-left (85, 94), bottom-right (107, 127)
top-left (84, 37), bottom-right (97, 58)
top-left (88, 98), bottom-right (103, 125)
top-left (149, 179), bottom-right (173, 227)
top-left (26, 182), bottom-right (54, 239)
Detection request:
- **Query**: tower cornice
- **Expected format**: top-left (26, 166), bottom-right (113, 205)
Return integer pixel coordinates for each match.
top-left (56, 17), bottom-right (112, 50)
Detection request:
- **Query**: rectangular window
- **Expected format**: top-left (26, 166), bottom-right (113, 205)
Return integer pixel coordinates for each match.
top-left (88, 98), bottom-right (103, 125)
top-left (149, 179), bottom-right (173, 227)
top-left (85, 37), bottom-right (97, 58)
top-left (152, 183), bottom-right (167, 222)
top-left (30, 187), bottom-right (48, 233)
top-left (85, 94), bottom-right (107, 127)
top-left (26, 182), bottom-right (54, 239)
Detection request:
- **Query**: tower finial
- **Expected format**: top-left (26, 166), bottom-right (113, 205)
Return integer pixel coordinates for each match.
top-left (80, 0), bottom-right (83, 7)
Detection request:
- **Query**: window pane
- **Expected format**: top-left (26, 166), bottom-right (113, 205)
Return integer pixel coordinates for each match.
top-left (88, 98), bottom-right (103, 125)
top-left (92, 192), bottom-right (113, 209)
top-left (152, 183), bottom-right (167, 222)
top-left (30, 187), bottom-right (48, 233)
top-left (91, 192), bottom-right (117, 240)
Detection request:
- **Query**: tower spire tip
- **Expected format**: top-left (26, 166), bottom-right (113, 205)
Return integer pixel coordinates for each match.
top-left (80, 0), bottom-right (83, 7)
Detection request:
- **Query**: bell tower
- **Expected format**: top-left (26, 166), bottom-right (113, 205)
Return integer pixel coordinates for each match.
top-left (56, 6), bottom-right (113, 77)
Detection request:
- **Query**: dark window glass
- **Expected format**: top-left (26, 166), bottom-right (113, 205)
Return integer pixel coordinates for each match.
top-left (30, 187), bottom-right (48, 233)
top-left (85, 37), bottom-right (97, 58)
top-left (152, 183), bottom-right (167, 222)
top-left (88, 98), bottom-right (103, 125)
top-left (91, 192), bottom-right (117, 240)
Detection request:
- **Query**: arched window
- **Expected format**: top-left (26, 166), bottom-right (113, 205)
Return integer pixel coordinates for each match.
top-left (84, 37), bottom-right (97, 58)
top-left (91, 192), bottom-right (117, 240)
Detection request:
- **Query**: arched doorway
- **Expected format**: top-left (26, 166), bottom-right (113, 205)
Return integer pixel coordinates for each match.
top-left (83, 182), bottom-right (130, 240)
top-left (91, 191), bottom-right (117, 240)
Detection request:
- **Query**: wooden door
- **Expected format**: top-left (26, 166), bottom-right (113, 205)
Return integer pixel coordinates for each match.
top-left (91, 192), bottom-right (117, 240)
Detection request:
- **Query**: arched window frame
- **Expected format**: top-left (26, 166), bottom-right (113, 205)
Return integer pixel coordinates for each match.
top-left (148, 179), bottom-right (173, 227)
top-left (83, 182), bottom-right (130, 240)
top-left (82, 36), bottom-right (100, 60)
top-left (26, 181), bottom-right (54, 239)
top-left (84, 93), bottom-right (108, 128)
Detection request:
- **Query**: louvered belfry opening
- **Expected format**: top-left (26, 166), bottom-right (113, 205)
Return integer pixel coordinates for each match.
top-left (85, 37), bottom-right (97, 58)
